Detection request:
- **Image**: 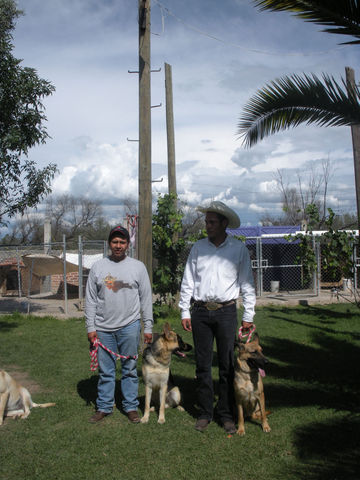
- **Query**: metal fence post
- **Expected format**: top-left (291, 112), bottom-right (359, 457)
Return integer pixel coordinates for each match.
top-left (16, 247), bottom-right (22, 298)
top-left (314, 237), bottom-right (321, 296)
top-left (78, 235), bottom-right (83, 310)
top-left (27, 258), bottom-right (34, 315)
top-left (256, 237), bottom-right (263, 296)
top-left (63, 234), bottom-right (68, 316)
top-left (352, 239), bottom-right (357, 291)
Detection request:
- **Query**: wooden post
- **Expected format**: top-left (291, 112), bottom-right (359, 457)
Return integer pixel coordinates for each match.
top-left (345, 67), bottom-right (360, 233)
top-left (138, 0), bottom-right (152, 280)
top-left (165, 62), bottom-right (177, 197)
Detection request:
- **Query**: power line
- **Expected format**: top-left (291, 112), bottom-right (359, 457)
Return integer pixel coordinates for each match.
top-left (153, 0), bottom-right (346, 58)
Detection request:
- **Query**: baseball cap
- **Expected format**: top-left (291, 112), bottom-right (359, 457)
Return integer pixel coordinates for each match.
top-left (108, 225), bottom-right (130, 243)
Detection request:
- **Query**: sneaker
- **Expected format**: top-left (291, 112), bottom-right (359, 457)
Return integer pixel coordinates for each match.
top-left (89, 411), bottom-right (111, 423)
top-left (127, 410), bottom-right (141, 423)
top-left (223, 420), bottom-right (236, 434)
top-left (195, 418), bottom-right (210, 432)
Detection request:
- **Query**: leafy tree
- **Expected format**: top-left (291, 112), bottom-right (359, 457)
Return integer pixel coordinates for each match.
top-left (0, 0), bottom-right (57, 225)
top-left (238, 1), bottom-right (360, 147)
top-left (152, 193), bottom-right (187, 308)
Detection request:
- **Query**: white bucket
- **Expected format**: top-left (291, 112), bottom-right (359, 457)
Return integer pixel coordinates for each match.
top-left (270, 281), bottom-right (280, 293)
top-left (343, 279), bottom-right (352, 292)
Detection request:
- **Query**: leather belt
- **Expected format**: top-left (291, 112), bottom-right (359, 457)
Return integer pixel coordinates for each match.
top-left (193, 300), bottom-right (236, 311)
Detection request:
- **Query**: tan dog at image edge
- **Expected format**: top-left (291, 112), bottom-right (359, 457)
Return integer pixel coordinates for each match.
top-left (0, 370), bottom-right (56, 425)
top-left (233, 333), bottom-right (271, 436)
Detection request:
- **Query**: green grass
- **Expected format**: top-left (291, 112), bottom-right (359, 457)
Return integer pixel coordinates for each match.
top-left (0, 304), bottom-right (359, 480)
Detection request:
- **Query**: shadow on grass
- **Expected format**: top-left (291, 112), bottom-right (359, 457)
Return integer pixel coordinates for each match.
top-left (77, 375), bottom-right (98, 407)
top-left (263, 332), bottom-right (360, 412)
top-left (0, 320), bottom-right (19, 332)
top-left (76, 371), bottom-right (199, 419)
top-left (291, 414), bottom-right (360, 480)
top-left (262, 305), bottom-right (360, 339)
top-left (264, 304), bottom-right (358, 321)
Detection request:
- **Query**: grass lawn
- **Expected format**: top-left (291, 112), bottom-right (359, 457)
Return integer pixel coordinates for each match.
top-left (0, 303), bottom-right (359, 480)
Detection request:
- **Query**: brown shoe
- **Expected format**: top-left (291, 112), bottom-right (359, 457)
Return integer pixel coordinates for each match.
top-left (195, 418), bottom-right (210, 432)
top-left (89, 411), bottom-right (111, 423)
top-left (127, 410), bottom-right (140, 424)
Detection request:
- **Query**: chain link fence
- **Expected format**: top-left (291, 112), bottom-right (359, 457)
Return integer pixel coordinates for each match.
top-left (0, 233), bottom-right (358, 315)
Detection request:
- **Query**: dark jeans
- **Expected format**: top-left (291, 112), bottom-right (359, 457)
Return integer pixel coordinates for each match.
top-left (191, 303), bottom-right (238, 422)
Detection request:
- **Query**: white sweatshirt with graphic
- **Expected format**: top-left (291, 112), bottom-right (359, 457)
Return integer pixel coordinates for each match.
top-left (85, 256), bottom-right (153, 334)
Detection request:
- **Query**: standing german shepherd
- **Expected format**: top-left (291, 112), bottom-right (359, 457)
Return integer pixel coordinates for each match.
top-left (141, 323), bottom-right (191, 424)
top-left (233, 333), bottom-right (271, 436)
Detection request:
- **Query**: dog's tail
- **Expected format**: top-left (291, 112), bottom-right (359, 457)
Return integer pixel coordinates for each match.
top-left (32, 402), bottom-right (56, 408)
top-left (251, 409), bottom-right (272, 420)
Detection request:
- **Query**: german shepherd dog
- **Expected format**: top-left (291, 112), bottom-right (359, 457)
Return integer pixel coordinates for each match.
top-left (141, 323), bottom-right (191, 424)
top-left (233, 333), bottom-right (271, 436)
top-left (0, 370), bottom-right (55, 425)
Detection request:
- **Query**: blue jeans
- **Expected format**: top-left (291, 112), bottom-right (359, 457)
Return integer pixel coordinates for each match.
top-left (191, 303), bottom-right (238, 422)
top-left (96, 320), bottom-right (141, 414)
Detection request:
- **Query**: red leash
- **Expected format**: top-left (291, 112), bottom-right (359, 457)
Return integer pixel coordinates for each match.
top-left (238, 324), bottom-right (256, 343)
top-left (89, 338), bottom-right (138, 372)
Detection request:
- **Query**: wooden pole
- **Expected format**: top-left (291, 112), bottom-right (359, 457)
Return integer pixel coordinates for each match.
top-left (138, 0), bottom-right (152, 280)
top-left (345, 66), bottom-right (360, 233)
top-left (165, 62), bottom-right (177, 197)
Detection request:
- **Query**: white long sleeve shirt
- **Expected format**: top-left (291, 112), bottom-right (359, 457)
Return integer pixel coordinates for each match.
top-left (179, 236), bottom-right (256, 323)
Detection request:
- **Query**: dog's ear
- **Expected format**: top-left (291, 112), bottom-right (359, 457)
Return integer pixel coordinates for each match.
top-left (163, 322), bottom-right (171, 340)
top-left (234, 341), bottom-right (245, 351)
top-left (252, 332), bottom-right (260, 344)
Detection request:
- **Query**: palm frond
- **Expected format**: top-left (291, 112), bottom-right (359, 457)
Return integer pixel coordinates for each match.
top-left (253, 0), bottom-right (360, 44)
top-left (238, 73), bottom-right (360, 147)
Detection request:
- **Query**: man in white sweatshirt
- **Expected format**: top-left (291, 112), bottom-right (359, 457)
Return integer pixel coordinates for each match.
top-left (86, 225), bottom-right (153, 423)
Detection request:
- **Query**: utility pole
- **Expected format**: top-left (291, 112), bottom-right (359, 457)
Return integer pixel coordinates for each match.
top-left (138, 0), bottom-right (152, 280)
top-left (165, 62), bottom-right (177, 197)
top-left (345, 66), bottom-right (360, 233)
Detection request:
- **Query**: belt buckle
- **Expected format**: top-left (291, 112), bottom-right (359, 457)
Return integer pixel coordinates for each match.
top-left (206, 301), bottom-right (220, 311)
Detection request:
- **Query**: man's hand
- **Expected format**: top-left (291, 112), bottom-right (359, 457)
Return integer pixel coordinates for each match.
top-left (144, 333), bottom-right (152, 344)
top-left (241, 321), bottom-right (253, 332)
top-left (88, 331), bottom-right (97, 344)
top-left (181, 318), bottom-right (192, 332)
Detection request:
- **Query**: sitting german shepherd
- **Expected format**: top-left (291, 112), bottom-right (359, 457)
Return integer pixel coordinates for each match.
top-left (0, 370), bottom-right (55, 425)
top-left (233, 333), bottom-right (271, 436)
top-left (141, 323), bottom-right (191, 424)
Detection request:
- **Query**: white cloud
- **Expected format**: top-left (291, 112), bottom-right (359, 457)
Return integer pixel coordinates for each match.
top-left (8, 0), bottom-right (359, 230)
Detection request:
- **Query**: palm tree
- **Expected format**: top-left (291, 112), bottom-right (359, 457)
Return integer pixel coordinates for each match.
top-left (238, 0), bottom-right (360, 146)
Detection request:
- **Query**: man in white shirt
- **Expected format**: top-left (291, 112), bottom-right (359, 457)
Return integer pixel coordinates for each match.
top-left (179, 201), bottom-right (256, 433)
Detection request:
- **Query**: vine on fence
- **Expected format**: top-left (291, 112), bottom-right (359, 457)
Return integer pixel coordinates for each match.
top-left (287, 205), bottom-right (356, 285)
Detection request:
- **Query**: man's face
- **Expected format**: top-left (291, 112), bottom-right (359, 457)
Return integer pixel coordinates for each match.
top-left (109, 236), bottom-right (129, 260)
top-left (205, 212), bottom-right (227, 240)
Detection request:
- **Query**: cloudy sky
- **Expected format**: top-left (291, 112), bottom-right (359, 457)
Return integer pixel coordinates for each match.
top-left (12, 0), bottom-right (360, 226)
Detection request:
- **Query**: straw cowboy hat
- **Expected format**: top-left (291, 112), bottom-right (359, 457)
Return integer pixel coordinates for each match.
top-left (197, 201), bottom-right (241, 229)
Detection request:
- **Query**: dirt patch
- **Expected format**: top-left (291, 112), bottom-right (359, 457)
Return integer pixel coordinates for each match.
top-left (2, 365), bottom-right (42, 393)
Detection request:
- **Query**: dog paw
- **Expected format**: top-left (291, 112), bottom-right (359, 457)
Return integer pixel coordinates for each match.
top-left (262, 425), bottom-right (271, 433)
top-left (157, 417), bottom-right (165, 424)
top-left (140, 416), bottom-right (149, 424)
top-left (236, 429), bottom-right (245, 436)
